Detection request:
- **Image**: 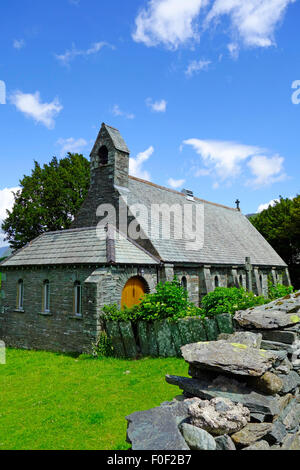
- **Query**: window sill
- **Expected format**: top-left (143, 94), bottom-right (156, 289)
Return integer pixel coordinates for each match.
top-left (38, 312), bottom-right (53, 316)
top-left (14, 309), bottom-right (25, 313)
top-left (68, 314), bottom-right (83, 320)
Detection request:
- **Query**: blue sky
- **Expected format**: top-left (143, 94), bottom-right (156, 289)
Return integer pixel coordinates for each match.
top-left (0, 0), bottom-right (300, 246)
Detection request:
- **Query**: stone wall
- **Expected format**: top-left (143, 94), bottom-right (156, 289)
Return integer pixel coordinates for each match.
top-left (105, 314), bottom-right (234, 359)
top-left (0, 266), bottom-right (98, 353)
top-left (0, 264), bottom-right (159, 354)
top-left (126, 291), bottom-right (300, 451)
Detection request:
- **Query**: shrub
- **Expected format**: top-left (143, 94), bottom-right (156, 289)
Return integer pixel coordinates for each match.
top-left (92, 331), bottom-right (114, 358)
top-left (268, 280), bottom-right (294, 300)
top-left (102, 278), bottom-right (204, 323)
top-left (201, 287), bottom-right (267, 317)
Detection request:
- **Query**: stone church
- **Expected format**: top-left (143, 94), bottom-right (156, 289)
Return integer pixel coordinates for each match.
top-left (0, 124), bottom-right (290, 353)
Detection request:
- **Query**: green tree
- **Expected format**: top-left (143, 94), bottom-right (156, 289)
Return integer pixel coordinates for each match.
top-left (250, 196), bottom-right (300, 288)
top-left (249, 196), bottom-right (300, 266)
top-left (2, 153), bottom-right (90, 250)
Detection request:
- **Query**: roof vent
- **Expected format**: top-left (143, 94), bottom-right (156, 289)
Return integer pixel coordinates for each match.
top-left (182, 189), bottom-right (194, 201)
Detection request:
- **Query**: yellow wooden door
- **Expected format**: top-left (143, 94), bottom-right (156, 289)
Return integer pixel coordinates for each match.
top-left (121, 278), bottom-right (146, 309)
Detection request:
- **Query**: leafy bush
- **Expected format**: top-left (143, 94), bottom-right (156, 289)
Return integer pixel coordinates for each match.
top-left (102, 278), bottom-right (204, 323)
top-left (201, 287), bottom-right (267, 317)
top-left (92, 331), bottom-right (114, 358)
top-left (268, 281), bottom-right (294, 300)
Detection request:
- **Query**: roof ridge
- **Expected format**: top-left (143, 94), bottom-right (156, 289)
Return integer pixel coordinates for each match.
top-left (128, 175), bottom-right (238, 212)
top-left (103, 123), bottom-right (120, 132)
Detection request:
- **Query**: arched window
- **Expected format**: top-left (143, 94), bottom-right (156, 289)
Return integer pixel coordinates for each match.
top-left (74, 281), bottom-right (82, 316)
top-left (259, 275), bottom-right (263, 291)
top-left (98, 145), bottom-right (108, 165)
top-left (239, 275), bottom-right (243, 287)
top-left (214, 276), bottom-right (219, 288)
top-left (181, 276), bottom-right (187, 291)
top-left (17, 279), bottom-right (24, 310)
top-left (43, 280), bottom-right (50, 313)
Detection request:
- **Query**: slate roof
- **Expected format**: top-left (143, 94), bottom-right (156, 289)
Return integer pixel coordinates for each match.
top-left (115, 176), bottom-right (287, 267)
top-left (0, 226), bottom-right (159, 267)
top-left (103, 124), bottom-right (130, 154)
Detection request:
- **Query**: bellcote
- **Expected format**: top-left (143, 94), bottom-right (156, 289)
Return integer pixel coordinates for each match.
top-left (90, 123), bottom-right (130, 189)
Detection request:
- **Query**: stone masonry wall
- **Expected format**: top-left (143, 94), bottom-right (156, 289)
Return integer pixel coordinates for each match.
top-left (0, 266), bottom-right (98, 353)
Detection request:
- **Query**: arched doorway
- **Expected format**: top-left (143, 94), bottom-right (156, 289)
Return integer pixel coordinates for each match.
top-left (121, 277), bottom-right (148, 309)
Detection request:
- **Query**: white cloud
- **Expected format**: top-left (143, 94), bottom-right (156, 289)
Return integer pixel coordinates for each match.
top-left (0, 187), bottom-right (20, 247)
top-left (183, 138), bottom-right (286, 188)
top-left (247, 154), bottom-right (287, 187)
top-left (133, 0), bottom-right (294, 53)
top-left (185, 59), bottom-right (211, 77)
top-left (183, 138), bottom-right (261, 180)
top-left (146, 98), bottom-right (167, 112)
top-left (167, 178), bottom-right (186, 189)
top-left (129, 146), bottom-right (153, 180)
top-left (56, 137), bottom-right (88, 156)
top-left (55, 41), bottom-right (114, 66)
top-left (112, 104), bottom-right (135, 120)
top-left (257, 198), bottom-right (279, 213)
top-left (10, 91), bottom-right (63, 129)
top-left (227, 42), bottom-right (239, 59)
top-left (133, 0), bottom-right (207, 49)
top-left (13, 39), bottom-right (25, 50)
top-left (206, 0), bottom-right (295, 48)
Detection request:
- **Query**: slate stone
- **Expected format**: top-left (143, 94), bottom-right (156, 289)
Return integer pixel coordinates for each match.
top-left (203, 318), bottom-right (219, 341)
top-left (165, 375), bottom-right (280, 418)
top-left (119, 322), bottom-right (138, 358)
top-left (279, 401), bottom-right (300, 432)
top-left (251, 371), bottom-right (283, 396)
top-left (154, 320), bottom-right (177, 358)
top-left (242, 440), bottom-right (270, 450)
top-left (231, 423), bottom-right (273, 447)
top-left (281, 432), bottom-right (300, 450)
top-left (265, 420), bottom-right (287, 445)
top-left (106, 321), bottom-right (126, 357)
top-left (218, 331), bottom-right (262, 349)
top-left (126, 405), bottom-right (190, 450)
top-left (177, 318), bottom-right (196, 345)
top-left (187, 317), bottom-right (207, 343)
top-left (261, 340), bottom-right (294, 354)
top-left (147, 323), bottom-right (158, 357)
top-left (215, 435), bottom-right (236, 450)
top-left (181, 340), bottom-right (276, 377)
top-left (169, 322), bottom-right (183, 357)
top-left (180, 423), bottom-right (216, 450)
top-left (261, 330), bottom-right (297, 345)
top-left (251, 413), bottom-right (266, 423)
top-left (278, 371), bottom-right (300, 394)
top-left (216, 314), bottom-right (234, 335)
top-left (137, 321), bottom-right (149, 356)
top-left (234, 308), bottom-right (300, 330)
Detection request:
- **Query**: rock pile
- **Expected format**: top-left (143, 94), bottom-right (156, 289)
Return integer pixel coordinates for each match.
top-left (126, 291), bottom-right (300, 450)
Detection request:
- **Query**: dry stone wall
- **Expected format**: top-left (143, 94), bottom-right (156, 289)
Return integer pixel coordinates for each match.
top-left (126, 291), bottom-right (300, 450)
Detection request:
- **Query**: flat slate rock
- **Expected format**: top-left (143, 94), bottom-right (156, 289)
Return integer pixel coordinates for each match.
top-left (215, 434), bottom-right (236, 450)
top-left (166, 375), bottom-right (280, 418)
top-left (234, 293), bottom-right (300, 330)
top-left (231, 423), bottom-right (273, 447)
top-left (242, 440), bottom-right (270, 450)
top-left (126, 402), bottom-right (192, 450)
top-left (181, 340), bottom-right (276, 377)
top-left (218, 331), bottom-right (262, 349)
top-left (180, 423), bottom-right (216, 450)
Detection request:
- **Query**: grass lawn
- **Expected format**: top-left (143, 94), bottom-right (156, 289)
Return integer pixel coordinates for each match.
top-left (0, 349), bottom-right (189, 450)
